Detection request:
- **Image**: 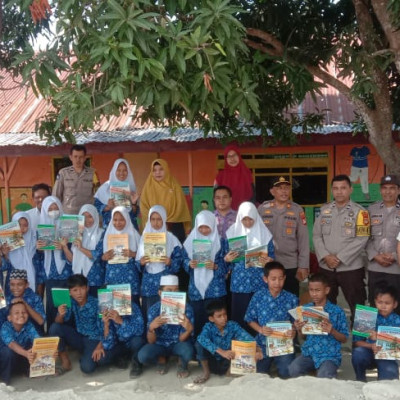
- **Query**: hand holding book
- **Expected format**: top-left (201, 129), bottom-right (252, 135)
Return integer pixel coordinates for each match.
top-left (224, 250), bottom-right (239, 263)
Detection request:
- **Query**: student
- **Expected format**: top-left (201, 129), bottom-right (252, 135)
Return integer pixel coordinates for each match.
top-left (36, 196), bottom-right (73, 329)
top-left (6, 269), bottom-right (45, 335)
top-left (183, 210), bottom-right (228, 337)
top-left (288, 273), bottom-right (349, 379)
top-left (64, 204), bottom-right (105, 298)
top-left (138, 275), bottom-right (195, 378)
top-left (352, 284), bottom-right (400, 381)
top-left (194, 299), bottom-right (262, 384)
top-left (102, 207), bottom-right (141, 305)
top-left (94, 158), bottom-right (140, 230)
top-left (49, 274), bottom-right (123, 374)
top-left (244, 261), bottom-right (298, 377)
top-left (0, 301), bottom-right (40, 385)
top-left (225, 202), bottom-right (274, 328)
top-left (136, 205), bottom-right (182, 320)
top-left (2, 212), bottom-right (37, 295)
top-left (102, 302), bottom-right (146, 378)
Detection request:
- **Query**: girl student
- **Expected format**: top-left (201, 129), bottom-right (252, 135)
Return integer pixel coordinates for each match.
top-left (225, 202), bottom-right (274, 329)
top-left (62, 204), bottom-right (105, 298)
top-left (36, 196), bottom-right (73, 330)
top-left (136, 205), bottom-right (182, 320)
top-left (183, 210), bottom-right (228, 337)
top-left (102, 206), bottom-right (141, 306)
top-left (1, 212), bottom-right (37, 295)
top-left (94, 158), bottom-right (140, 230)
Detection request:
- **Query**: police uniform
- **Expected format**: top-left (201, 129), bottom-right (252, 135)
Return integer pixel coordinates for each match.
top-left (258, 200), bottom-right (309, 296)
top-left (367, 200), bottom-right (400, 311)
top-left (53, 166), bottom-right (95, 215)
top-left (313, 200), bottom-right (370, 320)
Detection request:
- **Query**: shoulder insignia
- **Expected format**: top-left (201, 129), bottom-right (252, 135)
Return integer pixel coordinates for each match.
top-left (299, 211), bottom-right (307, 225)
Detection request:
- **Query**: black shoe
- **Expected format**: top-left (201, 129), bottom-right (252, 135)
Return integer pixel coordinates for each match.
top-left (129, 361), bottom-right (143, 378)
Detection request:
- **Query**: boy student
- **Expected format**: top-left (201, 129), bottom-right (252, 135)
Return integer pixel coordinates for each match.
top-left (138, 275), bottom-right (195, 378)
top-left (102, 302), bottom-right (146, 379)
top-left (288, 273), bottom-right (349, 379)
top-left (194, 299), bottom-right (262, 384)
top-left (352, 284), bottom-right (400, 381)
top-left (244, 261), bottom-right (298, 377)
top-left (0, 301), bottom-right (40, 385)
top-left (7, 269), bottom-right (45, 334)
top-left (49, 274), bottom-right (123, 374)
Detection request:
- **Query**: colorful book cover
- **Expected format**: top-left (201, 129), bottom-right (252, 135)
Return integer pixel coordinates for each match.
top-left (375, 326), bottom-right (400, 360)
top-left (352, 304), bottom-right (378, 338)
top-left (107, 233), bottom-right (129, 264)
top-left (0, 285), bottom-right (6, 309)
top-left (56, 214), bottom-right (84, 243)
top-left (110, 181), bottom-right (131, 209)
top-left (98, 288), bottom-right (113, 318)
top-left (160, 291), bottom-right (186, 325)
top-left (245, 244), bottom-right (269, 268)
top-left (192, 239), bottom-right (212, 267)
top-left (228, 235), bottom-right (247, 262)
top-left (298, 306), bottom-right (329, 335)
top-left (143, 232), bottom-right (167, 262)
top-left (51, 288), bottom-right (71, 308)
top-left (107, 284), bottom-right (132, 316)
top-left (230, 340), bottom-right (256, 375)
top-left (37, 224), bottom-right (56, 250)
top-left (30, 337), bottom-right (60, 378)
top-left (266, 321), bottom-right (294, 357)
top-left (0, 221), bottom-right (25, 251)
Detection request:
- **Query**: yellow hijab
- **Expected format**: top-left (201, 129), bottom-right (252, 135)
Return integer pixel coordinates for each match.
top-left (140, 159), bottom-right (192, 230)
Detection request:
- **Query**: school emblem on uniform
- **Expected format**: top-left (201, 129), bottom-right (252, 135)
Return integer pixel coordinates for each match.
top-left (356, 210), bottom-right (370, 236)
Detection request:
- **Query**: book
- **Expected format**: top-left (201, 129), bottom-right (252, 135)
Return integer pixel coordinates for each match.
top-left (352, 304), bottom-right (378, 338)
top-left (0, 285), bottom-right (6, 309)
top-left (375, 326), bottom-right (400, 360)
top-left (98, 288), bottom-right (113, 317)
top-left (192, 239), bottom-right (212, 267)
top-left (107, 284), bottom-right (132, 316)
top-left (227, 235), bottom-right (247, 262)
top-left (37, 224), bottom-right (56, 250)
top-left (56, 214), bottom-right (84, 243)
top-left (51, 288), bottom-right (71, 308)
top-left (160, 291), bottom-right (186, 324)
top-left (143, 232), bottom-right (167, 262)
top-left (266, 321), bottom-right (294, 357)
top-left (107, 233), bottom-right (129, 264)
top-left (230, 340), bottom-right (256, 375)
top-left (30, 337), bottom-right (60, 378)
top-left (245, 244), bottom-right (269, 268)
top-left (289, 306), bottom-right (329, 335)
top-left (110, 181), bottom-right (131, 209)
top-left (0, 221), bottom-right (25, 251)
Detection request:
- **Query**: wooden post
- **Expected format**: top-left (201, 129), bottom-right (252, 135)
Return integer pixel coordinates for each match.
top-left (2, 157), bottom-right (19, 222)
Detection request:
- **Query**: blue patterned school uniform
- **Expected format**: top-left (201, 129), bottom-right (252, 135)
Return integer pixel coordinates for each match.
top-left (301, 301), bottom-right (349, 368)
top-left (197, 321), bottom-right (255, 359)
top-left (353, 312), bottom-right (400, 343)
top-left (37, 251), bottom-right (72, 281)
top-left (244, 287), bottom-right (298, 356)
top-left (147, 302), bottom-right (194, 347)
top-left (0, 320), bottom-right (39, 348)
top-left (86, 236), bottom-right (106, 288)
top-left (6, 288), bottom-right (46, 324)
top-left (105, 258), bottom-right (140, 296)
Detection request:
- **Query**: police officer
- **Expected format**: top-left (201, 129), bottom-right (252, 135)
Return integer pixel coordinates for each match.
top-left (53, 145), bottom-right (97, 215)
top-left (313, 174), bottom-right (370, 321)
top-left (367, 174), bottom-right (400, 312)
top-left (258, 176), bottom-right (309, 296)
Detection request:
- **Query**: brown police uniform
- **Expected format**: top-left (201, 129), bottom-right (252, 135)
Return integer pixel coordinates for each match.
top-left (53, 165), bottom-right (95, 215)
top-left (313, 200), bottom-right (370, 320)
top-left (258, 200), bottom-right (309, 295)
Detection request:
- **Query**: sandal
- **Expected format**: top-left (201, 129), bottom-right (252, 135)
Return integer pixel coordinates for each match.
top-left (54, 365), bottom-right (71, 377)
top-left (156, 363), bottom-right (169, 375)
top-left (193, 374), bottom-right (209, 384)
top-left (177, 365), bottom-right (190, 378)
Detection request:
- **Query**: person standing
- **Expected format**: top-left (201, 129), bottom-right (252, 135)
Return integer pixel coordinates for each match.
top-left (258, 176), bottom-right (309, 296)
top-left (313, 174), bottom-right (370, 322)
top-left (368, 175), bottom-right (400, 312)
top-left (26, 183), bottom-right (51, 231)
top-left (53, 145), bottom-right (97, 215)
top-left (213, 186), bottom-right (237, 240)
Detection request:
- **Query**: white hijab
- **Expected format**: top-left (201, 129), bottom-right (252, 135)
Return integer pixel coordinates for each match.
top-left (103, 206), bottom-right (140, 254)
top-left (72, 204), bottom-right (104, 276)
top-left (226, 202), bottom-right (273, 248)
top-left (9, 212), bottom-right (36, 291)
top-left (184, 210), bottom-right (221, 299)
top-left (39, 196), bottom-right (65, 276)
top-left (94, 158), bottom-right (136, 204)
top-left (136, 205), bottom-right (181, 274)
